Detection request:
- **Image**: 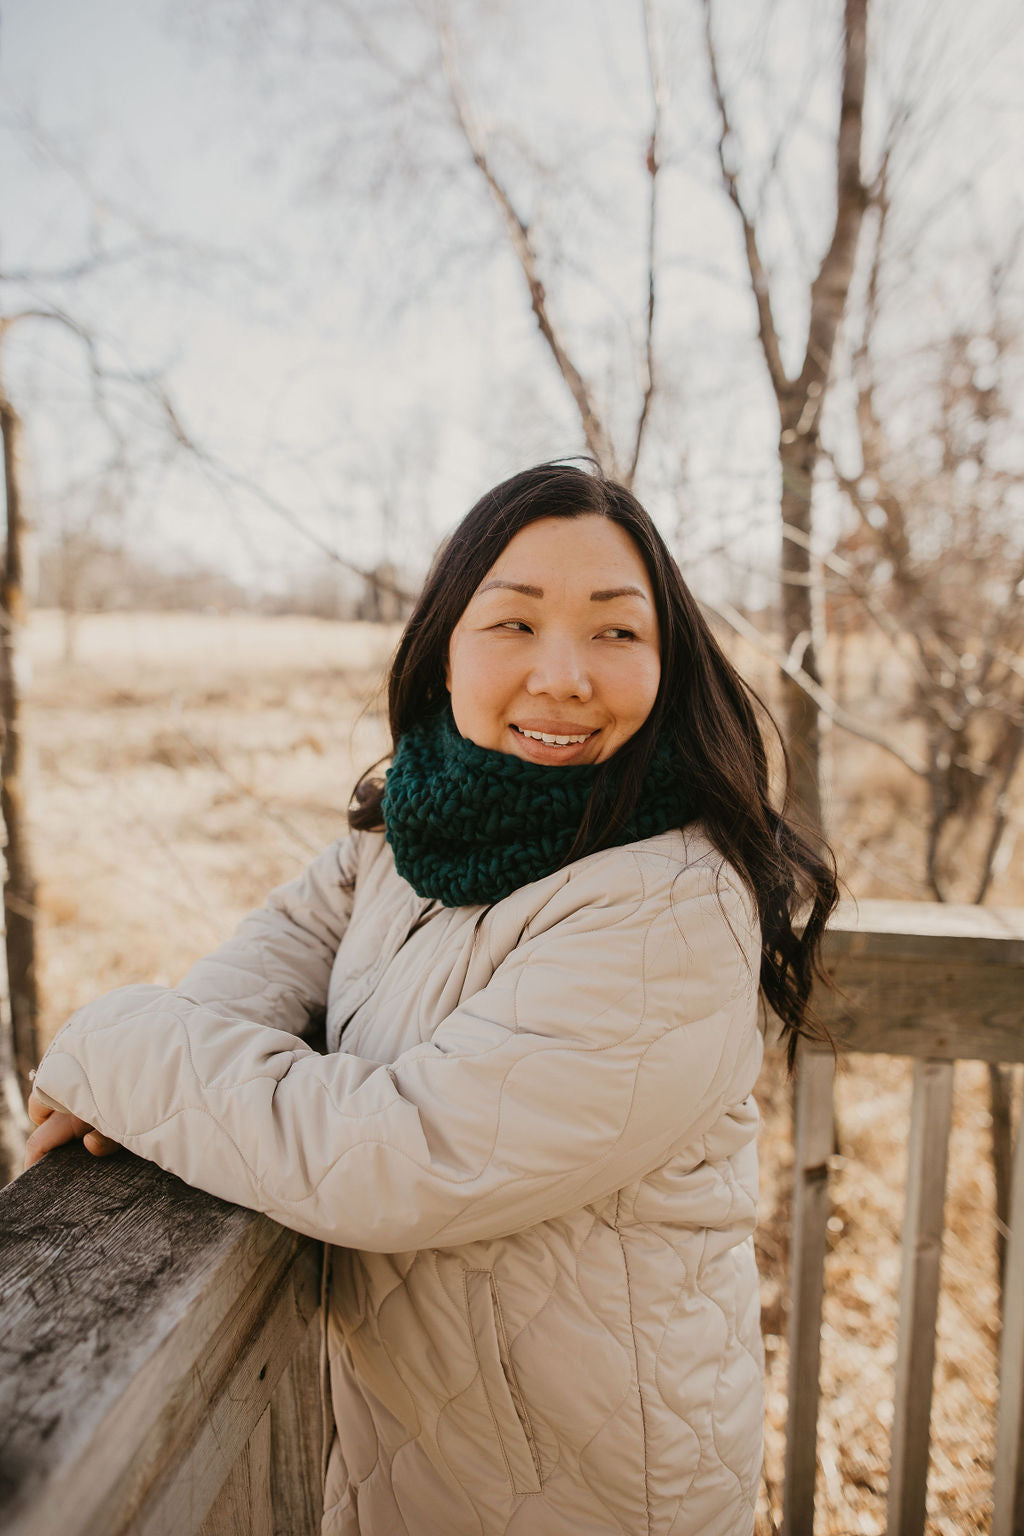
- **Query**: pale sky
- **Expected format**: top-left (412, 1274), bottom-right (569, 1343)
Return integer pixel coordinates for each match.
top-left (3, 0), bottom-right (1022, 598)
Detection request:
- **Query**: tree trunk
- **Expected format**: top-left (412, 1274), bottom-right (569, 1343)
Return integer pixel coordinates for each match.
top-left (0, 906), bottom-right (29, 1185)
top-left (779, 429), bottom-right (823, 833)
top-left (989, 1063), bottom-right (1015, 1293)
top-left (1, 388), bottom-right (40, 1105)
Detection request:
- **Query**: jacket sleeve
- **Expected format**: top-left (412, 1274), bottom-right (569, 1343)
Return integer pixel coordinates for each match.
top-left (174, 835), bottom-right (360, 1039)
top-left (31, 849), bottom-right (762, 1251)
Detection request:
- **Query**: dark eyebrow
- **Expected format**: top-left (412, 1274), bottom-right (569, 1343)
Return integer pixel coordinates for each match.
top-left (476, 580), bottom-right (649, 602)
top-left (477, 579), bottom-right (544, 598)
top-left (589, 585), bottom-right (649, 602)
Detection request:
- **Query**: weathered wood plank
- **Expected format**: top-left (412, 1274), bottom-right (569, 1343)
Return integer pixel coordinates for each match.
top-left (200, 1409), bottom-right (273, 1536)
top-left (816, 901), bottom-right (1024, 1063)
top-left (781, 1048), bottom-right (836, 1536)
top-left (827, 900), bottom-right (1024, 954)
top-left (269, 1304), bottom-right (325, 1536)
top-left (993, 1105), bottom-right (1024, 1536)
top-left (0, 1143), bottom-right (321, 1536)
top-left (129, 1248), bottom-right (321, 1536)
top-left (887, 1059), bottom-right (954, 1536)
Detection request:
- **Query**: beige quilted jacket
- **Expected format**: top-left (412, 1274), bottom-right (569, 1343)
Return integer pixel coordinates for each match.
top-left (34, 826), bottom-right (765, 1536)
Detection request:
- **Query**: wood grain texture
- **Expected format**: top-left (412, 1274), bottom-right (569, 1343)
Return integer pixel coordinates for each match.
top-left (816, 901), bottom-right (1024, 1063)
top-left (887, 1059), bottom-right (954, 1536)
top-left (0, 1143), bottom-right (321, 1536)
top-left (128, 1248), bottom-right (320, 1536)
top-left (781, 1048), bottom-right (835, 1536)
top-left (993, 1104), bottom-right (1024, 1536)
top-left (269, 1310), bottom-right (325, 1536)
top-left (4, 902), bottom-right (1023, 1536)
top-left (200, 1410), bottom-right (273, 1536)
top-left (827, 899), bottom-right (1024, 950)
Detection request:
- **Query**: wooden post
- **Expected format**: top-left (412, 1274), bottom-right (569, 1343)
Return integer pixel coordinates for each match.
top-left (269, 1300), bottom-right (326, 1534)
top-left (0, 1144), bottom-right (323, 1536)
top-left (781, 1046), bottom-right (835, 1536)
top-left (200, 1410), bottom-right (273, 1536)
top-left (887, 1058), bottom-right (954, 1536)
top-left (993, 1099), bottom-right (1024, 1536)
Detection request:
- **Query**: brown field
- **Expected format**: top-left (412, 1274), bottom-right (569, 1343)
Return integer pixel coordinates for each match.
top-left (23, 610), bottom-right (1018, 1535)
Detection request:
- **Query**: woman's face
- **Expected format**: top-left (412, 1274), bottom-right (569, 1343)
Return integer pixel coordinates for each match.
top-left (446, 514), bottom-right (661, 765)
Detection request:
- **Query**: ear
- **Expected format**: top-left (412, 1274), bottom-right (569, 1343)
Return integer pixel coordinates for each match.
top-left (444, 650), bottom-right (451, 692)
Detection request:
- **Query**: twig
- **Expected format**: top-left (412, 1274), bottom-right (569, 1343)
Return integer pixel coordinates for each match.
top-left (706, 595), bottom-right (930, 777)
top-left (436, 12), bottom-right (619, 475)
top-left (627, 0), bottom-right (666, 484)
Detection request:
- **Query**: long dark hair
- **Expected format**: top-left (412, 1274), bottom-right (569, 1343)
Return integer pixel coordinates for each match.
top-left (351, 461), bottom-right (838, 1061)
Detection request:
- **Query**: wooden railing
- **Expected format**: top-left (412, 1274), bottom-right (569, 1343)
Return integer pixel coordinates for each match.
top-left (0, 901), bottom-right (1021, 1536)
top-left (785, 900), bottom-right (1024, 1536)
top-left (0, 1149), bottom-right (324, 1536)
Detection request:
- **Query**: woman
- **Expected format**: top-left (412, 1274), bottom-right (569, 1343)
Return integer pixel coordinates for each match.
top-left (26, 462), bottom-right (836, 1536)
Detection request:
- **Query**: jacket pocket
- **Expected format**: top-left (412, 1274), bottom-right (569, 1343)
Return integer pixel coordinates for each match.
top-left (464, 1270), bottom-right (542, 1494)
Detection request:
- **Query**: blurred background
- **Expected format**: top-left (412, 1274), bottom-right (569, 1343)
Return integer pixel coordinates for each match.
top-left (2, 0), bottom-right (1023, 1530)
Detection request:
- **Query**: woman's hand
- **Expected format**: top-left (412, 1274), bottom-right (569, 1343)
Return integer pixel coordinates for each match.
top-left (24, 1090), bottom-right (120, 1171)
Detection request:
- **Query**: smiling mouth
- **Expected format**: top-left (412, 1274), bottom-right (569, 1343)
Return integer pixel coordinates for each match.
top-left (511, 724), bottom-right (596, 747)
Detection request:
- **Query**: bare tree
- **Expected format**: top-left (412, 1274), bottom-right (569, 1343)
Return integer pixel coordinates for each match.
top-left (827, 176), bottom-right (1024, 1289)
top-left (836, 181), bottom-right (1024, 904)
top-left (0, 346), bottom-right (40, 1114)
top-left (0, 890), bottom-right (30, 1187)
top-left (431, 1), bottom-right (669, 490)
top-left (0, 360), bottom-right (34, 1184)
top-left (702, 0), bottom-right (870, 831)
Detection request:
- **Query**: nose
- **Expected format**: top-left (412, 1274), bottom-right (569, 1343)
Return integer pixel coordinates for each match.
top-left (526, 637), bottom-right (593, 702)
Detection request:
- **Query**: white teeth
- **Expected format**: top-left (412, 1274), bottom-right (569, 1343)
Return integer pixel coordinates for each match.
top-left (519, 728), bottom-right (590, 745)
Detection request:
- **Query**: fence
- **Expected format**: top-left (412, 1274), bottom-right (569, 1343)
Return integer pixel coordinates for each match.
top-left (789, 900), bottom-right (1024, 1536)
top-left (0, 900), bottom-right (1021, 1535)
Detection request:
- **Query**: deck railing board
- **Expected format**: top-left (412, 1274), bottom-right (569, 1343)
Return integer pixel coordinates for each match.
top-left (133, 1230), bottom-right (320, 1536)
top-left (1, 898), bottom-right (1021, 1536)
top-left (887, 1058), bottom-right (954, 1536)
top-left (0, 1143), bottom-right (321, 1536)
top-left (267, 1321), bottom-right (326, 1536)
top-left (820, 901), bottom-right (1024, 1066)
top-left (200, 1409), bottom-right (273, 1536)
top-left (993, 1095), bottom-right (1024, 1536)
top-left (781, 1048), bottom-right (835, 1536)
top-left (785, 900), bottom-right (1024, 1536)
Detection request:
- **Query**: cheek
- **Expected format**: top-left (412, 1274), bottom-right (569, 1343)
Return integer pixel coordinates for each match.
top-left (641, 657), bottom-right (662, 711)
top-left (446, 634), bottom-right (500, 717)
top-left (619, 655), bottom-right (661, 723)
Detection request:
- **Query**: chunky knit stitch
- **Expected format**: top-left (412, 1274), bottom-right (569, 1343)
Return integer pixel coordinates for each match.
top-left (382, 708), bottom-right (695, 906)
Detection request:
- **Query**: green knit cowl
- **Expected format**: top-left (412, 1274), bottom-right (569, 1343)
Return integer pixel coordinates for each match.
top-left (381, 708), bottom-right (695, 907)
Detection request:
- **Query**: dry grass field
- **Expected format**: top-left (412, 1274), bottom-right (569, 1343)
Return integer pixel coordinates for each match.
top-left (22, 609), bottom-right (1019, 1535)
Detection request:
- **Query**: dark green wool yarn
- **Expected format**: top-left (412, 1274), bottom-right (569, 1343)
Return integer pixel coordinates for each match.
top-left (382, 708), bottom-right (695, 907)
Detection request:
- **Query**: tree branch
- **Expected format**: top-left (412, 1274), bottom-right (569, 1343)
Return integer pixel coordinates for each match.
top-left (780, 519), bottom-right (962, 724)
top-left (437, 17), bottom-right (619, 475)
top-left (179, 438), bottom-right (416, 607)
top-left (1, 308), bottom-right (412, 608)
top-left (701, 0), bottom-right (789, 398)
top-left (704, 595), bottom-right (930, 778)
top-left (799, 0), bottom-right (869, 418)
top-left (972, 719), bottom-right (1024, 904)
top-left (627, 0), bottom-right (666, 485)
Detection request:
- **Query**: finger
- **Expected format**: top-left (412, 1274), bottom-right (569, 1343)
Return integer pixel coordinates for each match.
top-left (23, 1111), bottom-right (90, 1171)
top-left (83, 1130), bottom-right (119, 1157)
top-left (27, 1091), bottom-right (55, 1127)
